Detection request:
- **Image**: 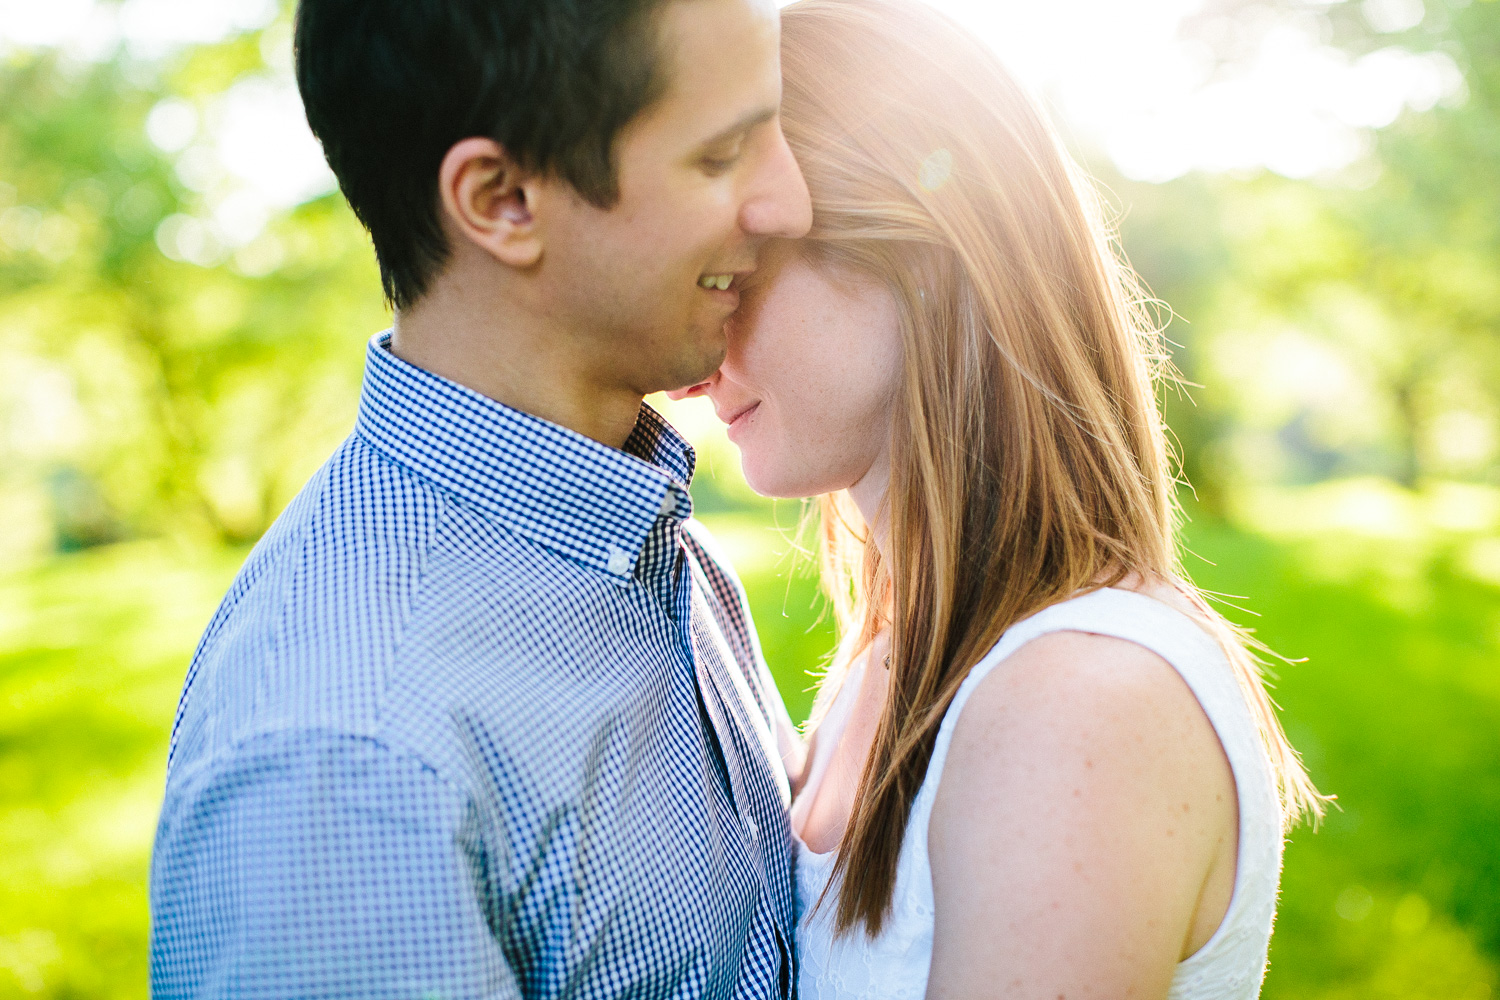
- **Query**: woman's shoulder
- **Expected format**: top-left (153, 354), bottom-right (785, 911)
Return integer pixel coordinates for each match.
top-left (948, 620), bottom-right (1227, 781)
top-left (945, 581), bottom-right (1228, 740)
top-left (928, 583), bottom-right (1240, 875)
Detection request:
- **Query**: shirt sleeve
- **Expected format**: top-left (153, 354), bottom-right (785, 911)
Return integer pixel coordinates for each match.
top-left (150, 728), bottom-right (519, 1000)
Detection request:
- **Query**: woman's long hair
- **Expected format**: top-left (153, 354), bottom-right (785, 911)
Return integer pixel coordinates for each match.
top-left (780, 0), bottom-right (1326, 938)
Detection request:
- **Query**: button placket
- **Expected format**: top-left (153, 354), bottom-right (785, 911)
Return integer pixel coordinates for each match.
top-left (605, 544), bottom-right (631, 576)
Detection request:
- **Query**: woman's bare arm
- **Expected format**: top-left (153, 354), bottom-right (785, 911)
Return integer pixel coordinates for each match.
top-left (925, 630), bottom-right (1237, 1000)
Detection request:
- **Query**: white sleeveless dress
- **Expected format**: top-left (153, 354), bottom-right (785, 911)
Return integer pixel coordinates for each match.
top-left (793, 588), bottom-right (1284, 1000)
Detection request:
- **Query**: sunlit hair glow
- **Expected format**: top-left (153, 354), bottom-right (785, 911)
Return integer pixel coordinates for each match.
top-left (779, 0), bottom-right (1327, 938)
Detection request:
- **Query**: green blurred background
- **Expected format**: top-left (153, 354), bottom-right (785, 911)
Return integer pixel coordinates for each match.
top-left (2, 0), bottom-right (1498, 996)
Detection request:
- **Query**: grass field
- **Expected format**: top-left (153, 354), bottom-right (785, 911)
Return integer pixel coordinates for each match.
top-left (0, 492), bottom-right (1496, 997)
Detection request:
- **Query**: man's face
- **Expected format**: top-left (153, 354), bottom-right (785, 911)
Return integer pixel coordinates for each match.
top-left (540, 0), bottom-right (812, 397)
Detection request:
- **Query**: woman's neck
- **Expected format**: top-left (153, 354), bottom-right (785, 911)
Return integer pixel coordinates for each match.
top-left (846, 457), bottom-right (893, 569)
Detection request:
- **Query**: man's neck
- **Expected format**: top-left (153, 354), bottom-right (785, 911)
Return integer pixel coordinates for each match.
top-left (391, 286), bottom-right (643, 451)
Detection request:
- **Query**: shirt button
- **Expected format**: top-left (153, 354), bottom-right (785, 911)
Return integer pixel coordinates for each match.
top-left (605, 546), bottom-right (631, 575)
top-left (745, 817), bottom-right (759, 841)
top-left (659, 490), bottom-right (677, 516)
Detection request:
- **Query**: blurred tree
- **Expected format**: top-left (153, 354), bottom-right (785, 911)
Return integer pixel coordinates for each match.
top-left (1102, 0), bottom-right (1500, 504)
top-left (0, 25), bottom-right (383, 556)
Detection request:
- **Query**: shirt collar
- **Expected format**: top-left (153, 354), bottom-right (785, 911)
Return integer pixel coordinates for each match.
top-left (355, 331), bottom-right (695, 581)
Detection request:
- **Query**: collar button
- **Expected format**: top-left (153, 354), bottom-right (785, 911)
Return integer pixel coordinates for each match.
top-left (605, 547), bottom-right (632, 576)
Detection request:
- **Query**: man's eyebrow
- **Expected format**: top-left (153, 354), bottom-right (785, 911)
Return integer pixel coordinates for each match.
top-left (698, 105), bottom-right (779, 148)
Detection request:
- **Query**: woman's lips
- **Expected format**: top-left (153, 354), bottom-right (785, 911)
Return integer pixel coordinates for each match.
top-left (724, 402), bottom-right (760, 441)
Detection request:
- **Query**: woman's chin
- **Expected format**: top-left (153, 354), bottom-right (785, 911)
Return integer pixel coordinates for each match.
top-left (738, 455), bottom-right (827, 501)
top-left (738, 463), bottom-right (789, 500)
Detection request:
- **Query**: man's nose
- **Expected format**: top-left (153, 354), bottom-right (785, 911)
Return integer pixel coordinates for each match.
top-left (739, 123), bottom-right (812, 240)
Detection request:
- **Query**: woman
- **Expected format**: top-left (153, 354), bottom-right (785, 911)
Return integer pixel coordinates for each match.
top-left (673, 0), bottom-right (1325, 996)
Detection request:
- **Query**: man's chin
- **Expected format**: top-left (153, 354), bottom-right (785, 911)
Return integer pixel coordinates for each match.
top-left (654, 334), bottom-right (727, 396)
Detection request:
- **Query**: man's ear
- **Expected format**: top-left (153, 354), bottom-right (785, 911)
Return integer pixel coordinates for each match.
top-left (437, 137), bottom-right (545, 269)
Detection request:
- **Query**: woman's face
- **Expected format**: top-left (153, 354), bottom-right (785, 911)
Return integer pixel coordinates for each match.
top-left (675, 240), bottom-right (903, 500)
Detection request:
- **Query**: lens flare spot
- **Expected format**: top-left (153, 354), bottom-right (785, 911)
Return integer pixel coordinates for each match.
top-left (918, 148), bottom-right (954, 192)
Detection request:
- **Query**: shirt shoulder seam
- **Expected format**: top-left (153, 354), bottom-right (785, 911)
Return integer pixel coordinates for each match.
top-left (374, 492), bottom-right (454, 735)
top-left (171, 723), bottom-right (468, 803)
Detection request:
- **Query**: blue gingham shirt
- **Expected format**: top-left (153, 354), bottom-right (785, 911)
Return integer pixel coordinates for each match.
top-left (150, 332), bottom-right (799, 999)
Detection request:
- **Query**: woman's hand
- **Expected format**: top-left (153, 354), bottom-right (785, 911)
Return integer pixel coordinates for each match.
top-left (925, 630), bottom-right (1238, 1000)
top-left (780, 711), bottom-right (810, 797)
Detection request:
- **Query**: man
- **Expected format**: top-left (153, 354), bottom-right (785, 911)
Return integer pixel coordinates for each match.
top-left (149, 0), bottom-right (811, 994)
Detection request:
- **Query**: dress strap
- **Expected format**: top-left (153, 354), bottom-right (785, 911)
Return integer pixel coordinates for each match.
top-left (921, 588), bottom-right (1263, 803)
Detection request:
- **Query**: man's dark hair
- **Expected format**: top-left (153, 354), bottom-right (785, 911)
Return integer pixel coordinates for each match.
top-left (295, 0), bottom-right (672, 309)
